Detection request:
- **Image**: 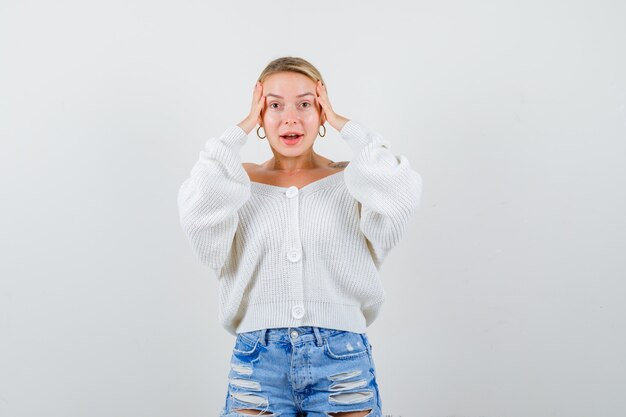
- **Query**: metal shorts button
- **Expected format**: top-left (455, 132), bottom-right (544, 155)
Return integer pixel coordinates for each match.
top-left (292, 305), bottom-right (305, 319)
top-left (290, 330), bottom-right (299, 339)
top-left (287, 249), bottom-right (301, 262)
top-left (285, 186), bottom-right (298, 198)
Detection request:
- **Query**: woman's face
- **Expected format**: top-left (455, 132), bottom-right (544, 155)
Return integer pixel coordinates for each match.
top-left (259, 71), bottom-right (325, 155)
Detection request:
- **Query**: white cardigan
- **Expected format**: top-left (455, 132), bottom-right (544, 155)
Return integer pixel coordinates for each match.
top-left (177, 120), bottom-right (422, 335)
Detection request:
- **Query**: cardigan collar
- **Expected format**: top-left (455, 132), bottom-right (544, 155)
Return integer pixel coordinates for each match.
top-left (250, 170), bottom-right (345, 196)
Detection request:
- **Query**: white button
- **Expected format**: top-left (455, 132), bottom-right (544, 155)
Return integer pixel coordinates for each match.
top-left (287, 249), bottom-right (301, 262)
top-left (285, 186), bottom-right (299, 198)
top-left (292, 305), bottom-right (305, 319)
top-left (290, 330), bottom-right (299, 339)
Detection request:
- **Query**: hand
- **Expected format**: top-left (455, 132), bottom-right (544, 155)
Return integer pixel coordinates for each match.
top-left (237, 81), bottom-right (265, 134)
top-left (316, 80), bottom-right (349, 132)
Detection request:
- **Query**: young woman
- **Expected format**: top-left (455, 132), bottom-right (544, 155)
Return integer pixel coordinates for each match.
top-left (178, 57), bottom-right (422, 417)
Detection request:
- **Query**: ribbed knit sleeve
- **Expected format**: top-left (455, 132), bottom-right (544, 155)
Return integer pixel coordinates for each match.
top-left (341, 120), bottom-right (422, 256)
top-left (177, 125), bottom-right (251, 272)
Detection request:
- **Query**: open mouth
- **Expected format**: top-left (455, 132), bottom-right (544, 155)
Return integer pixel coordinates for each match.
top-left (280, 133), bottom-right (303, 145)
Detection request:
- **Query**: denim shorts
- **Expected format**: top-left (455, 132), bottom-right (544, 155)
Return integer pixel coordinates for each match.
top-left (219, 326), bottom-right (383, 417)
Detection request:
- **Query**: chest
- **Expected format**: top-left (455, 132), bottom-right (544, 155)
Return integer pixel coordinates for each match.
top-left (237, 188), bottom-right (362, 256)
top-left (242, 163), bottom-right (345, 188)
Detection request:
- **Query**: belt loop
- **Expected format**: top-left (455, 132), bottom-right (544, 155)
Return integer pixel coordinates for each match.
top-left (258, 329), bottom-right (267, 346)
top-left (360, 333), bottom-right (369, 350)
top-left (313, 327), bottom-right (323, 347)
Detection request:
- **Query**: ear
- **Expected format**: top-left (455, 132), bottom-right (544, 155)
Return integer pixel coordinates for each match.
top-left (257, 115), bottom-right (263, 127)
top-left (320, 112), bottom-right (326, 125)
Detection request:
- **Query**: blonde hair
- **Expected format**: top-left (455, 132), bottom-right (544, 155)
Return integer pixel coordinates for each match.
top-left (257, 56), bottom-right (325, 85)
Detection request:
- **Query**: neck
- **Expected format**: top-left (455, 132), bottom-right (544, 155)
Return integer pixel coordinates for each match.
top-left (264, 150), bottom-right (326, 174)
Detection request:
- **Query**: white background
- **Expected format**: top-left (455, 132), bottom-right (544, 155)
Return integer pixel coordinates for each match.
top-left (1, 1), bottom-right (625, 416)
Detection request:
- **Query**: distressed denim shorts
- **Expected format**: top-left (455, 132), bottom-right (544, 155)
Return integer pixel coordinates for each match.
top-left (219, 326), bottom-right (383, 417)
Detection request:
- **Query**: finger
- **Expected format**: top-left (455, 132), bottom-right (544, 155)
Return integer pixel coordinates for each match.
top-left (316, 83), bottom-right (326, 101)
top-left (257, 95), bottom-right (266, 119)
top-left (254, 83), bottom-right (263, 101)
top-left (256, 95), bottom-right (265, 111)
top-left (315, 95), bottom-right (325, 111)
top-left (315, 95), bottom-right (324, 112)
top-left (317, 92), bottom-right (328, 109)
top-left (253, 82), bottom-right (262, 99)
top-left (318, 84), bottom-right (328, 102)
top-left (315, 83), bottom-right (322, 98)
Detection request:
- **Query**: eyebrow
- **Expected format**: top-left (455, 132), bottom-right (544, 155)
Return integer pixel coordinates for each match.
top-left (265, 92), bottom-right (315, 99)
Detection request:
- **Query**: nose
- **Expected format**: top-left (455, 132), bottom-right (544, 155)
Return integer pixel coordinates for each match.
top-left (283, 106), bottom-right (298, 125)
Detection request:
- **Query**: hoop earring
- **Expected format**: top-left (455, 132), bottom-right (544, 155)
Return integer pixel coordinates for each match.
top-left (256, 126), bottom-right (266, 139)
top-left (318, 124), bottom-right (326, 138)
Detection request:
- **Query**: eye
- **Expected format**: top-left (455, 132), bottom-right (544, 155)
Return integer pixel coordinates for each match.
top-left (300, 102), bottom-right (311, 108)
top-left (269, 103), bottom-right (280, 109)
